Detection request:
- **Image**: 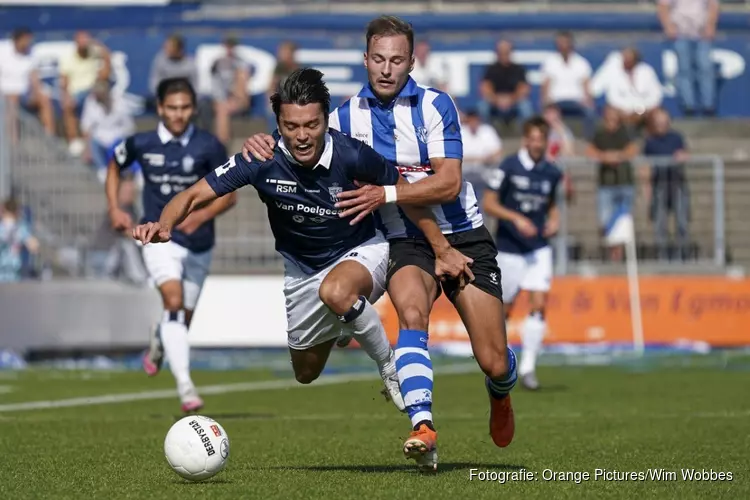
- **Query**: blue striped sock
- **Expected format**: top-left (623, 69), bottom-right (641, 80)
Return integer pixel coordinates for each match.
top-left (395, 329), bottom-right (433, 429)
top-left (486, 347), bottom-right (517, 399)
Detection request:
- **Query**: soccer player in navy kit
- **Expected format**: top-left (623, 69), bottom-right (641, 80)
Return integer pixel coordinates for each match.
top-left (106, 78), bottom-right (237, 413)
top-left (483, 117), bottom-right (563, 391)
top-left (133, 69), bottom-right (464, 411)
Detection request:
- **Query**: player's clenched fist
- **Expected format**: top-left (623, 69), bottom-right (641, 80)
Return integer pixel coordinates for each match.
top-left (132, 222), bottom-right (172, 244)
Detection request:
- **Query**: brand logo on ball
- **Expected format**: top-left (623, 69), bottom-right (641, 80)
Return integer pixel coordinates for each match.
top-left (220, 438), bottom-right (229, 459)
top-left (189, 419), bottom-right (216, 456)
top-left (210, 424), bottom-right (222, 437)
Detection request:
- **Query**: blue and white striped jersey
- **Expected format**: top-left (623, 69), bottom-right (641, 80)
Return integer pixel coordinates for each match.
top-left (329, 77), bottom-right (484, 239)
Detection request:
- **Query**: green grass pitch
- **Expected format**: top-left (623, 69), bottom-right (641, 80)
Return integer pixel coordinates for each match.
top-left (0, 359), bottom-right (747, 499)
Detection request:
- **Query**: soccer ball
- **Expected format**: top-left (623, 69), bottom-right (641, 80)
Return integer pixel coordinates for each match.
top-left (164, 415), bottom-right (230, 481)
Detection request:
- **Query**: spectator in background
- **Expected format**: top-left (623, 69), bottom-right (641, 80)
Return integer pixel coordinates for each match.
top-left (0, 27), bottom-right (55, 137)
top-left (540, 31), bottom-right (596, 138)
top-left (643, 108), bottom-right (690, 260)
top-left (86, 174), bottom-right (147, 284)
top-left (479, 39), bottom-right (533, 126)
top-left (210, 36), bottom-right (250, 146)
top-left (267, 41), bottom-right (298, 130)
top-left (59, 30), bottom-right (111, 156)
top-left (148, 34), bottom-right (198, 99)
top-left (543, 103), bottom-right (575, 202)
top-left (0, 198), bottom-right (39, 282)
top-left (658, 0), bottom-right (719, 116)
top-left (460, 109), bottom-right (503, 209)
top-left (602, 47), bottom-right (663, 128)
top-left (410, 40), bottom-right (448, 91)
top-left (80, 80), bottom-right (136, 182)
top-left (586, 105), bottom-right (638, 261)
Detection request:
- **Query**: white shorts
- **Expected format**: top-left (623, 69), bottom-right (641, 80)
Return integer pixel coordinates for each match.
top-left (284, 231), bottom-right (389, 350)
top-left (495, 246), bottom-right (553, 303)
top-left (141, 241), bottom-right (212, 310)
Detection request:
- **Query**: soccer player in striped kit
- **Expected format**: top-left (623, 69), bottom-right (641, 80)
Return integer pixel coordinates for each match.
top-left (242, 16), bottom-right (517, 471)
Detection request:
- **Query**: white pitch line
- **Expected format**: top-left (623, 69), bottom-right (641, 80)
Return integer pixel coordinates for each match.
top-left (0, 363), bottom-right (480, 413)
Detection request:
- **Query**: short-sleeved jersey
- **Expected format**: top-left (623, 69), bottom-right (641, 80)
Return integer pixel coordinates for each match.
top-left (205, 129), bottom-right (399, 275)
top-left (488, 149), bottom-right (563, 254)
top-left (329, 77), bottom-right (483, 239)
top-left (113, 123), bottom-right (227, 253)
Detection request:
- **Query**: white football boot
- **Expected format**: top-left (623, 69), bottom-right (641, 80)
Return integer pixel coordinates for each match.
top-left (379, 349), bottom-right (405, 412)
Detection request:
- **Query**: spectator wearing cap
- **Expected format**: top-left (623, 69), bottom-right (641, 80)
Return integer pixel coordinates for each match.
top-left (643, 108), bottom-right (690, 260)
top-left (540, 31), bottom-right (596, 138)
top-left (478, 40), bottom-right (533, 127)
top-left (210, 36), bottom-right (250, 146)
top-left (460, 109), bottom-right (503, 209)
top-left (658, 0), bottom-right (719, 116)
top-left (0, 27), bottom-right (55, 137)
top-left (600, 47), bottom-right (663, 128)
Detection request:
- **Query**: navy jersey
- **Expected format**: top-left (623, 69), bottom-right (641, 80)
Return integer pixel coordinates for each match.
top-left (205, 129), bottom-right (399, 274)
top-left (488, 149), bottom-right (562, 254)
top-left (114, 123), bottom-right (228, 252)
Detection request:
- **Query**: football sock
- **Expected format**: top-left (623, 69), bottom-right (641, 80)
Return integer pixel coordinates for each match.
top-left (487, 347), bottom-right (518, 399)
top-left (395, 329), bottom-right (434, 429)
top-left (519, 311), bottom-right (546, 376)
top-left (160, 310), bottom-right (195, 398)
top-left (339, 296), bottom-right (391, 369)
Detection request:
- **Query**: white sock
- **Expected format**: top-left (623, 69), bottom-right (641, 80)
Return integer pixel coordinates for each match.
top-left (519, 313), bottom-right (546, 376)
top-left (160, 310), bottom-right (195, 398)
top-left (341, 297), bottom-right (392, 371)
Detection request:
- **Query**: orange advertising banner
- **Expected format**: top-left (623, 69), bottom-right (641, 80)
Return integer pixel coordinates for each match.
top-left (373, 277), bottom-right (750, 346)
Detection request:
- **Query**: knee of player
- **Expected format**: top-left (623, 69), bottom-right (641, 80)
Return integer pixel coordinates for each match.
top-left (162, 295), bottom-right (184, 313)
top-left (318, 279), bottom-right (356, 316)
top-left (398, 304), bottom-right (430, 331)
top-left (479, 350), bottom-right (510, 380)
top-left (294, 369), bottom-right (320, 385)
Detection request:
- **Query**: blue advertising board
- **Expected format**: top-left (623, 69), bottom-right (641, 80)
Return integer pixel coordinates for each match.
top-left (1, 7), bottom-right (748, 117)
top-left (10, 29), bottom-right (748, 118)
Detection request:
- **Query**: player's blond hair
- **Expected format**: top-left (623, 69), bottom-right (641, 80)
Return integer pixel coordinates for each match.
top-left (365, 16), bottom-right (414, 54)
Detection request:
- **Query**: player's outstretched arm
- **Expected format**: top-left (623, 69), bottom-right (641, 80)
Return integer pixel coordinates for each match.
top-left (483, 188), bottom-right (537, 238)
top-left (133, 179), bottom-right (218, 245)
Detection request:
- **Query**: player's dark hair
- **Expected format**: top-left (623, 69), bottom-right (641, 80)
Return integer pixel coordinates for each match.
top-left (523, 116), bottom-right (551, 138)
top-left (156, 77), bottom-right (196, 106)
top-left (11, 27), bottom-right (32, 41)
top-left (366, 15), bottom-right (414, 54)
top-left (270, 68), bottom-right (330, 119)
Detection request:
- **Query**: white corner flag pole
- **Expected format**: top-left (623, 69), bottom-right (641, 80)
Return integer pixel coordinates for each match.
top-left (624, 216), bottom-right (645, 356)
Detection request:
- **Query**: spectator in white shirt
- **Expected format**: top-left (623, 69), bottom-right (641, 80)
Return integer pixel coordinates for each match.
top-left (460, 109), bottom-right (503, 209)
top-left (540, 31), bottom-right (596, 138)
top-left (657, 0), bottom-right (719, 116)
top-left (59, 30), bottom-right (111, 154)
top-left (80, 81), bottom-right (136, 181)
top-left (602, 48), bottom-right (663, 127)
top-left (0, 28), bottom-right (54, 136)
top-left (409, 40), bottom-right (448, 91)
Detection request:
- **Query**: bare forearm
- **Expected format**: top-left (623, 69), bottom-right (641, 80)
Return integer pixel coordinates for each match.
top-left (105, 160), bottom-right (121, 211)
top-left (159, 191), bottom-right (200, 231)
top-left (483, 195), bottom-right (522, 223)
top-left (400, 205), bottom-right (451, 253)
top-left (186, 193), bottom-right (237, 225)
top-left (395, 172), bottom-right (460, 205)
